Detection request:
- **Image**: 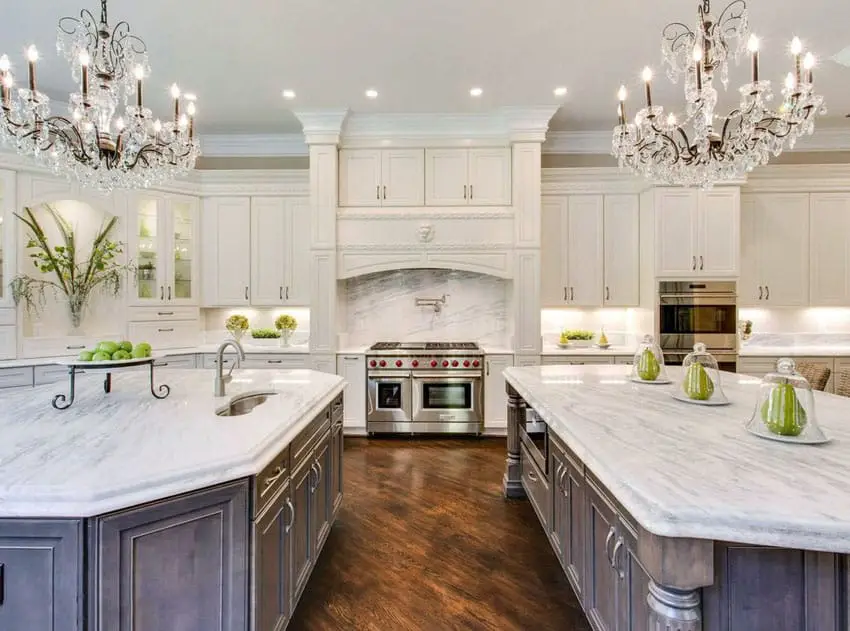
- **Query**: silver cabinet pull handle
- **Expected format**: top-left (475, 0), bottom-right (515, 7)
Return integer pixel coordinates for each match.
top-left (383, 185), bottom-right (387, 199)
top-left (605, 286), bottom-right (610, 301)
top-left (554, 462), bottom-right (563, 486)
top-left (0, 563), bottom-right (4, 606)
top-left (376, 185), bottom-right (380, 200)
top-left (613, 537), bottom-right (625, 577)
top-left (244, 286), bottom-right (248, 300)
top-left (463, 184), bottom-right (467, 199)
top-left (527, 468), bottom-right (538, 482)
top-left (469, 184), bottom-right (473, 199)
top-left (559, 467), bottom-right (569, 497)
top-left (154, 362), bottom-right (169, 367)
top-left (310, 463), bottom-right (318, 493)
top-left (285, 286), bottom-right (289, 300)
top-left (157, 311), bottom-right (174, 316)
top-left (263, 465), bottom-right (285, 488)
top-left (279, 287), bottom-right (283, 300)
top-left (343, 356), bottom-right (359, 361)
top-left (563, 287), bottom-right (567, 301)
top-left (315, 459), bottom-right (323, 483)
top-left (285, 498), bottom-right (294, 533)
top-left (699, 255), bottom-right (704, 271)
top-left (267, 360), bottom-right (282, 364)
top-left (692, 256), bottom-right (696, 271)
top-left (160, 285), bottom-right (164, 300)
top-left (765, 285), bottom-right (770, 300)
top-left (605, 526), bottom-right (616, 566)
top-left (758, 286), bottom-right (763, 300)
top-left (66, 344), bottom-right (85, 350)
top-left (167, 285), bottom-right (172, 300)
top-left (157, 328), bottom-right (174, 333)
top-left (486, 361), bottom-right (490, 376)
top-left (570, 287), bottom-right (574, 301)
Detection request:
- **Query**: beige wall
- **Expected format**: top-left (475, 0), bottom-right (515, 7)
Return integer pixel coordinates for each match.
top-left (195, 156), bottom-right (309, 170)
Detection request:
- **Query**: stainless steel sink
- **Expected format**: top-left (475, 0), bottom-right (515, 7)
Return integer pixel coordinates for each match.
top-left (216, 392), bottom-right (278, 417)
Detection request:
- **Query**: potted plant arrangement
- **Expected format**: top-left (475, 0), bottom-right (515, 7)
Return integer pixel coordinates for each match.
top-left (137, 261), bottom-right (156, 281)
top-left (250, 327), bottom-right (280, 347)
top-left (739, 319), bottom-right (753, 342)
top-left (275, 314), bottom-right (297, 347)
top-left (558, 329), bottom-right (595, 349)
top-left (10, 205), bottom-right (134, 335)
top-left (225, 314), bottom-right (249, 341)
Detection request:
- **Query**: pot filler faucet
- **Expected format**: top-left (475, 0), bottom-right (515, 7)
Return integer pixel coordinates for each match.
top-left (214, 339), bottom-right (246, 396)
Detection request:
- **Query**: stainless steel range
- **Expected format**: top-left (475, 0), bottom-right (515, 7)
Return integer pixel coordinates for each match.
top-left (366, 342), bottom-right (484, 435)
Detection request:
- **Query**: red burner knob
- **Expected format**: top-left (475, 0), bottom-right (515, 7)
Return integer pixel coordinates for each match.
top-left (451, 360), bottom-right (459, 367)
top-left (472, 360), bottom-right (480, 368)
top-left (379, 360), bottom-right (387, 367)
top-left (395, 360), bottom-right (403, 367)
top-left (463, 360), bottom-right (470, 367)
top-left (442, 360), bottom-right (449, 368)
top-left (369, 360), bottom-right (377, 367)
top-left (430, 360), bottom-right (438, 367)
top-left (411, 360), bottom-right (419, 367)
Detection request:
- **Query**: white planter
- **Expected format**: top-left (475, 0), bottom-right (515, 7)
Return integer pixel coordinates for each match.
top-left (247, 337), bottom-right (280, 347)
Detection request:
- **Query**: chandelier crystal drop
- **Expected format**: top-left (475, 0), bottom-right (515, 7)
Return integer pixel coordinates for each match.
top-left (611, 0), bottom-right (825, 188)
top-left (0, 0), bottom-right (200, 192)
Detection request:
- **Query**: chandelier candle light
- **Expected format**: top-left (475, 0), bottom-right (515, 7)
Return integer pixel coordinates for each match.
top-left (0, 0), bottom-right (200, 192)
top-left (612, 0), bottom-right (825, 187)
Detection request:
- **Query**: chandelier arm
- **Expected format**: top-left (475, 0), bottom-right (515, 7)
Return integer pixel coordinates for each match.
top-left (715, 0), bottom-right (748, 38)
top-left (45, 116), bottom-right (97, 164)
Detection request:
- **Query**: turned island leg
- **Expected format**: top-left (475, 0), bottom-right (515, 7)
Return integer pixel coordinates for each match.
top-left (647, 581), bottom-right (701, 631)
top-left (503, 384), bottom-right (526, 498)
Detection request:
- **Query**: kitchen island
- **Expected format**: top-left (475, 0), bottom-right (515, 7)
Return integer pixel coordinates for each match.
top-left (0, 368), bottom-right (345, 631)
top-left (503, 364), bottom-right (850, 631)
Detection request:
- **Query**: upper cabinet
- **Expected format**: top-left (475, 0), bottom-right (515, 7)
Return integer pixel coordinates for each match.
top-left (202, 196), bottom-right (310, 308)
top-left (541, 194), bottom-right (639, 308)
top-left (129, 194), bottom-right (200, 306)
top-left (425, 148), bottom-right (512, 206)
top-left (740, 194), bottom-right (809, 307)
top-left (338, 149), bottom-right (424, 207)
top-left (655, 187), bottom-right (740, 278)
top-left (0, 169), bottom-right (16, 310)
top-left (810, 193), bottom-right (850, 306)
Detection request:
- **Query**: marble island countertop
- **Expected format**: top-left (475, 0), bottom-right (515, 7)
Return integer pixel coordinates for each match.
top-left (505, 364), bottom-right (850, 553)
top-left (0, 369), bottom-right (344, 518)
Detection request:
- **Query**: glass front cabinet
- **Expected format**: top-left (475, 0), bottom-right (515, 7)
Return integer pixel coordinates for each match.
top-left (129, 194), bottom-right (200, 306)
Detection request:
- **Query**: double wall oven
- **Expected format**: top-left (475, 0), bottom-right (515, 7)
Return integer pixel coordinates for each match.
top-left (366, 342), bottom-right (484, 434)
top-left (657, 281), bottom-right (738, 372)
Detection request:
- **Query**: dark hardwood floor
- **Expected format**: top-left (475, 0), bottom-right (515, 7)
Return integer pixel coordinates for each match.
top-left (289, 437), bottom-right (591, 631)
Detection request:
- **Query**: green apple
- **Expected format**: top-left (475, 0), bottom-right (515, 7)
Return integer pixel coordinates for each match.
top-left (134, 342), bottom-right (152, 355)
top-left (92, 351), bottom-right (111, 361)
top-left (637, 348), bottom-right (660, 381)
top-left (112, 350), bottom-right (131, 361)
top-left (761, 384), bottom-right (807, 436)
top-left (97, 341), bottom-right (119, 355)
top-left (78, 350), bottom-right (94, 362)
top-left (118, 341), bottom-right (133, 353)
top-left (683, 362), bottom-right (714, 401)
top-left (131, 347), bottom-right (148, 359)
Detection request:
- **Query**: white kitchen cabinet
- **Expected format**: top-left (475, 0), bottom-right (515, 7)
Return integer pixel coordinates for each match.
top-left (250, 198), bottom-right (310, 306)
top-left (128, 320), bottom-right (201, 350)
top-left (0, 325), bottom-right (14, 360)
top-left (655, 188), bottom-right (740, 277)
top-left (0, 169), bottom-right (16, 310)
top-left (129, 194), bottom-right (200, 306)
top-left (337, 354), bottom-right (366, 430)
top-left (603, 195), bottom-right (640, 306)
top-left (810, 193), bottom-right (850, 306)
top-left (540, 356), bottom-right (615, 366)
top-left (425, 148), bottom-right (511, 206)
top-left (0, 366), bottom-right (33, 389)
top-left (484, 354), bottom-right (514, 429)
top-left (201, 197), bottom-right (251, 306)
top-left (339, 149), bottom-right (424, 207)
top-left (740, 194), bottom-right (809, 307)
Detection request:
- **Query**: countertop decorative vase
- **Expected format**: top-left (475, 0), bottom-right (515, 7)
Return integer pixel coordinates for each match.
top-left (630, 334), bottom-right (670, 384)
top-left (228, 329), bottom-right (245, 342)
top-left (675, 343), bottom-right (729, 404)
top-left (280, 329), bottom-right (294, 347)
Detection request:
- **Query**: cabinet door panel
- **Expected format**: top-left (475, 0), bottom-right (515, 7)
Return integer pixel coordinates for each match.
top-left (381, 150), bottom-right (424, 206)
top-left (291, 458), bottom-right (314, 605)
top-left (484, 355), bottom-right (514, 429)
top-left (331, 423), bottom-right (344, 518)
top-left (339, 150), bottom-right (382, 207)
top-left (251, 197), bottom-right (287, 306)
top-left (0, 519), bottom-right (83, 631)
top-left (655, 189), bottom-right (698, 277)
top-left (567, 196), bottom-right (604, 307)
top-left (253, 483), bottom-right (292, 631)
top-left (739, 195), bottom-right (762, 307)
top-left (541, 198), bottom-right (569, 306)
top-left (585, 481), bottom-right (618, 631)
top-left (616, 525), bottom-right (651, 631)
top-left (167, 197), bottom-right (199, 305)
top-left (810, 194), bottom-right (850, 306)
top-left (204, 197), bottom-right (251, 306)
top-left (468, 148), bottom-right (511, 205)
top-left (699, 188), bottom-right (740, 276)
top-left (130, 196), bottom-right (168, 306)
top-left (284, 199), bottom-right (311, 305)
top-left (425, 149), bottom-right (468, 206)
top-left (313, 434), bottom-right (333, 553)
top-left (565, 460), bottom-right (585, 599)
top-left (337, 355), bottom-right (366, 429)
top-left (603, 195), bottom-right (640, 307)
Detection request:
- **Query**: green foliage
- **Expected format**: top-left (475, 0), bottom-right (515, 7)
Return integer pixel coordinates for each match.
top-left (275, 314), bottom-right (297, 330)
top-left (9, 205), bottom-right (133, 327)
top-left (560, 329), bottom-right (594, 341)
top-left (251, 328), bottom-right (281, 339)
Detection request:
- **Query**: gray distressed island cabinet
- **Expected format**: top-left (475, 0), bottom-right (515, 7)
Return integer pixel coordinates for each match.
top-left (504, 377), bottom-right (850, 631)
top-left (0, 394), bottom-right (344, 631)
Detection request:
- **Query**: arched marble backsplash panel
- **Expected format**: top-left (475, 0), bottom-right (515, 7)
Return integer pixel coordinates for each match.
top-left (342, 268), bottom-right (510, 347)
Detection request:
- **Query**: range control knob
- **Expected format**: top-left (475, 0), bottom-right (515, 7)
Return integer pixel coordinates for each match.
top-left (369, 360), bottom-right (377, 367)
top-left (395, 360), bottom-right (403, 367)
top-left (430, 360), bottom-right (438, 367)
top-left (411, 360), bottom-right (419, 367)
top-left (442, 360), bottom-right (449, 368)
top-left (451, 360), bottom-right (459, 367)
top-left (463, 360), bottom-right (470, 367)
top-left (379, 360), bottom-right (387, 367)
top-left (472, 360), bottom-right (480, 368)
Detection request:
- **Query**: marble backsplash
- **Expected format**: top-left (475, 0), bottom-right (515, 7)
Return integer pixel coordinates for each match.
top-left (341, 269), bottom-right (510, 347)
top-left (743, 332), bottom-right (850, 348)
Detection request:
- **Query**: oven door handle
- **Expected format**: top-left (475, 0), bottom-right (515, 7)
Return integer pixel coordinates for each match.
top-left (412, 371), bottom-right (482, 379)
top-left (368, 371), bottom-right (412, 379)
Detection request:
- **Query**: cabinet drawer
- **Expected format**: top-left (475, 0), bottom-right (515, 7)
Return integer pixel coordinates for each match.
top-left (254, 446), bottom-right (290, 515)
top-left (291, 408), bottom-right (331, 468)
top-left (128, 320), bottom-right (201, 350)
top-left (521, 443), bottom-right (550, 530)
top-left (21, 333), bottom-right (123, 359)
top-left (153, 354), bottom-right (197, 369)
top-left (540, 356), bottom-right (615, 366)
top-left (202, 353), bottom-right (239, 369)
top-left (34, 364), bottom-right (85, 385)
top-left (331, 394), bottom-right (343, 425)
top-left (0, 309), bottom-right (15, 326)
top-left (0, 366), bottom-right (33, 389)
top-left (127, 306), bottom-right (200, 322)
top-left (241, 354), bottom-right (309, 370)
top-left (0, 325), bottom-right (15, 360)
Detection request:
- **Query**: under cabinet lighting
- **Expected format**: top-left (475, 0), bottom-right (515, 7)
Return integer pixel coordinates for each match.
top-left (282, 89), bottom-right (296, 100)
top-left (469, 87), bottom-right (483, 97)
top-left (554, 86), bottom-right (568, 96)
top-left (365, 88), bottom-right (378, 99)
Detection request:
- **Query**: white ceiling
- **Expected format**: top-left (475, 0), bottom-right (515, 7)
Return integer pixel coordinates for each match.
top-left (3, 0), bottom-right (849, 137)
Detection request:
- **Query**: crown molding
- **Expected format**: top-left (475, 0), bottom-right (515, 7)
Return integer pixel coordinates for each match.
top-left (193, 169), bottom-right (309, 196)
top-left (200, 134), bottom-right (307, 157)
top-left (293, 109), bottom-right (349, 145)
top-left (741, 164), bottom-right (850, 193)
top-left (541, 167), bottom-right (651, 194)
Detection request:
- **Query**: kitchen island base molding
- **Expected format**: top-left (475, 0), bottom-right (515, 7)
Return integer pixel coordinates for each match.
top-left (647, 582), bottom-right (702, 631)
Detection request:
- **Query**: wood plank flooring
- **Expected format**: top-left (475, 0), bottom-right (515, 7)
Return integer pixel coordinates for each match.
top-left (289, 438), bottom-right (591, 631)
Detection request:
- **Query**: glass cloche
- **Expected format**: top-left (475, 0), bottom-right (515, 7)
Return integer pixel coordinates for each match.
top-left (630, 335), bottom-right (669, 383)
top-left (677, 342), bottom-right (728, 404)
top-left (745, 358), bottom-right (829, 444)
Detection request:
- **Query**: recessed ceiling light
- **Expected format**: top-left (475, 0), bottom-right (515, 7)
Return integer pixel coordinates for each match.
top-left (469, 87), bottom-right (483, 97)
top-left (282, 89), bottom-right (296, 100)
top-left (554, 86), bottom-right (568, 97)
top-left (365, 89), bottom-right (378, 99)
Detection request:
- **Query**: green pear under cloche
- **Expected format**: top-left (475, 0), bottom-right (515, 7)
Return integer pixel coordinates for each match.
top-left (683, 362), bottom-right (714, 401)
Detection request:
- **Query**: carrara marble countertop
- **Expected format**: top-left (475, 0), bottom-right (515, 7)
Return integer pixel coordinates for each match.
top-left (0, 369), bottom-right (344, 518)
top-left (505, 364), bottom-right (850, 553)
top-left (739, 345), bottom-right (850, 357)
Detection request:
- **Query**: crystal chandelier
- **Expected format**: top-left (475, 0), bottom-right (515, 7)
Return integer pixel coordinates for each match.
top-left (0, 0), bottom-right (200, 192)
top-left (612, 0), bottom-right (826, 187)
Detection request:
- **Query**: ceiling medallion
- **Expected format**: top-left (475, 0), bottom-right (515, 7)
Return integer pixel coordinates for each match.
top-left (612, 0), bottom-right (825, 187)
top-left (0, 0), bottom-right (200, 192)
